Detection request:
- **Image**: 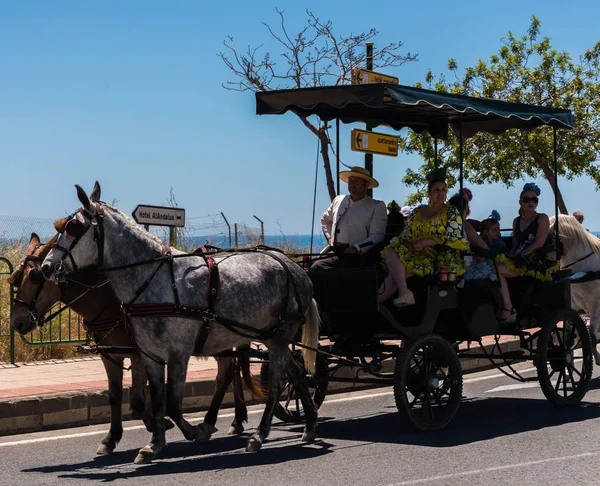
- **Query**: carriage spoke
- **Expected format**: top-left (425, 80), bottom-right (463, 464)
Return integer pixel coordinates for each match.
top-left (554, 371), bottom-right (563, 393)
top-left (567, 363), bottom-right (577, 391)
top-left (562, 368), bottom-right (568, 396)
top-left (570, 364), bottom-right (582, 378)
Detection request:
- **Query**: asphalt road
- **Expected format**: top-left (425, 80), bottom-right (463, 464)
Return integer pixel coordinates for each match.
top-left (3, 364), bottom-right (600, 486)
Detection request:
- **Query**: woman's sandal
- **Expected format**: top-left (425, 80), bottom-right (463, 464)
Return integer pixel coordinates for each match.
top-left (496, 308), bottom-right (517, 323)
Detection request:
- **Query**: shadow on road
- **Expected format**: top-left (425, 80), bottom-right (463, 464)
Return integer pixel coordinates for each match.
top-left (21, 385), bottom-right (600, 480)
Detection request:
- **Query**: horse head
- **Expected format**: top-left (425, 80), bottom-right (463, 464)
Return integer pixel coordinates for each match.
top-left (8, 233), bottom-right (63, 334)
top-left (42, 181), bottom-right (103, 283)
top-left (549, 214), bottom-right (600, 268)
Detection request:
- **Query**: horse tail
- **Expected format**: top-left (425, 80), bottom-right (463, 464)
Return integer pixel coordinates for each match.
top-left (236, 352), bottom-right (266, 401)
top-left (301, 298), bottom-right (321, 375)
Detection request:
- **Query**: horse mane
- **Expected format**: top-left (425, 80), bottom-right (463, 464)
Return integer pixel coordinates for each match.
top-left (103, 204), bottom-right (166, 248)
top-left (550, 214), bottom-right (600, 254)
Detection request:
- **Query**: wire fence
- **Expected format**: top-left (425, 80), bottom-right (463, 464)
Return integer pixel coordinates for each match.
top-left (0, 212), bottom-right (319, 363)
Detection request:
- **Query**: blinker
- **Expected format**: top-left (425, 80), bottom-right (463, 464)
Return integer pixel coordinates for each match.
top-left (28, 268), bottom-right (45, 286)
top-left (65, 218), bottom-right (85, 238)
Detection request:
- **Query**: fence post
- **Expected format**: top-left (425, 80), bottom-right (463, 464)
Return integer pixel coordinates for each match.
top-left (234, 223), bottom-right (238, 247)
top-left (253, 215), bottom-right (264, 245)
top-left (221, 212), bottom-right (232, 247)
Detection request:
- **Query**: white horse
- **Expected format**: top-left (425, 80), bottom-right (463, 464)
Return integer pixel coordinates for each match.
top-left (550, 214), bottom-right (600, 365)
top-left (41, 182), bottom-right (320, 464)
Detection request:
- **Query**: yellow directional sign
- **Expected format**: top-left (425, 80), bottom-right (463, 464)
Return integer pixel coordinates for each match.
top-left (351, 129), bottom-right (399, 157)
top-left (353, 68), bottom-right (398, 85)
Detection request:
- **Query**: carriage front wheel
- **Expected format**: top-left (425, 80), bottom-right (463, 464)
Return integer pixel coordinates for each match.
top-left (394, 334), bottom-right (463, 431)
top-left (536, 309), bottom-right (593, 407)
top-left (260, 352), bottom-right (329, 423)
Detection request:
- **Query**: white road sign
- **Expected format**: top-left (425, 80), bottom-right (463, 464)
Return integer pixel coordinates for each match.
top-left (132, 205), bottom-right (185, 227)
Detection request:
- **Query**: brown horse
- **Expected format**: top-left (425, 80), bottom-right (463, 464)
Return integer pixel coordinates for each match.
top-left (9, 232), bottom-right (261, 455)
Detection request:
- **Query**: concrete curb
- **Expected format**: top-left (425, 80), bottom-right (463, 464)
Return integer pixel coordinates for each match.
top-left (0, 339), bottom-right (524, 437)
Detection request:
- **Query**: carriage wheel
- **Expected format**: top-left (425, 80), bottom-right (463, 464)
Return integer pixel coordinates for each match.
top-left (260, 352), bottom-right (329, 423)
top-left (394, 334), bottom-right (462, 431)
top-left (536, 309), bottom-right (593, 407)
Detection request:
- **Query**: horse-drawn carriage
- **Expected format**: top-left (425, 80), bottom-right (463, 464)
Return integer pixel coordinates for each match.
top-left (255, 83), bottom-right (593, 431)
top-left (9, 82), bottom-right (595, 463)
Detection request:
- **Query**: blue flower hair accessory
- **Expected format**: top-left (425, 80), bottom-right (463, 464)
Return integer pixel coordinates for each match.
top-left (488, 210), bottom-right (501, 222)
top-left (523, 182), bottom-right (541, 196)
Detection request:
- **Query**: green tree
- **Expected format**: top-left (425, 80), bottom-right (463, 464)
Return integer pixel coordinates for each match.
top-left (219, 9), bottom-right (417, 201)
top-left (400, 16), bottom-right (600, 213)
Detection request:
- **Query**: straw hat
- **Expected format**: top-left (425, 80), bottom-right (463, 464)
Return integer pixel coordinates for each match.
top-left (339, 166), bottom-right (379, 188)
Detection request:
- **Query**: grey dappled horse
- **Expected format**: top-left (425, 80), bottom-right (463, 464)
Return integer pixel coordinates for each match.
top-left (42, 182), bottom-right (320, 464)
top-left (9, 233), bottom-right (258, 455)
top-left (550, 214), bottom-right (600, 365)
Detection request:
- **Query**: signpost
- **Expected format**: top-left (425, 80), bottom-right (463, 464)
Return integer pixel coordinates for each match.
top-left (132, 204), bottom-right (185, 247)
top-left (353, 68), bottom-right (399, 85)
top-left (132, 205), bottom-right (185, 227)
top-left (351, 128), bottom-right (399, 157)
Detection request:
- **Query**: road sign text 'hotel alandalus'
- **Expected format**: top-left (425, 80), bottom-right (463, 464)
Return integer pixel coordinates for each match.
top-left (132, 205), bottom-right (185, 227)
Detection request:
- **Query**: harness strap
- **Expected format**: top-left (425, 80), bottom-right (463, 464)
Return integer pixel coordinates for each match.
top-left (563, 251), bottom-right (595, 269)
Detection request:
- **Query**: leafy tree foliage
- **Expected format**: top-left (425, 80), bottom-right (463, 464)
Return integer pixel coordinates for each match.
top-left (219, 9), bottom-right (417, 200)
top-left (401, 17), bottom-right (600, 213)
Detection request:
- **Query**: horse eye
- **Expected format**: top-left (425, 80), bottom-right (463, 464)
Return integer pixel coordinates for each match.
top-left (65, 219), bottom-right (85, 238)
top-left (28, 269), bottom-right (45, 286)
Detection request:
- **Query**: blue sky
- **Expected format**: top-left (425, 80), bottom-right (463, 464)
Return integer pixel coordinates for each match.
top-left (2, 0), bottom-right (600, 237)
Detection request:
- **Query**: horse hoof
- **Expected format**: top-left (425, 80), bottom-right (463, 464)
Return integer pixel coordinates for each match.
top-left (195, 423), bottom-right (218, 442)
top-left (164, 418), bottom-right (175, 431)
top-left (302, 431), bottom-right (317, 443)
top-left (245, 437), bottom-right (262, 453)
top-left (134, 445), bottom-right (156, 464)
top-left (96, 443), bottom-right (115, 455)
top-left (227, 424), bottom-right (244, 436)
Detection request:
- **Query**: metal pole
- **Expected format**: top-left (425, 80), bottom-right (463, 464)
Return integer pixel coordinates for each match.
top-left (253, 215), bottom-right (264, 245)
top-left (459, 122), bottom-right (464, 217)
top-left (553, 126), bottom-right (561, 259)
top-left (234, 223), bottom-right (238, 247)
top-left (169, 227), bottom-right (176, 247)
top-left (221, 212), bottom-right (231, 247)
top-left (434, 137), bottom-right (438, 166)
top-left (336, 118), bottom-right (340, 195)
top-left (365, 42), bottom-right (374, 197)
top-left (144, 224), bottom-right (149, 232)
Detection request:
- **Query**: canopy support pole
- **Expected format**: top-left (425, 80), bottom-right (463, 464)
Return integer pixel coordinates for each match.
top-left (553, 126), bottom-right (561, 260)
top-left (459, 121), bottom-right (464, 217)
top-left (336, 118), bottom-right (340, 195)
top-left (310, 137), bottom-right (320, 256)
top-left (434, 137), bottom-right (438, 166)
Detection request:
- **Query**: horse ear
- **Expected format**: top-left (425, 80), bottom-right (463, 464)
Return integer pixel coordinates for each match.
top-left (90, 181), bottom-right (101, 202)
top-left (76, 184), bottom-right (91, 210)
top-left (27, 233), bottom-right (41, 254)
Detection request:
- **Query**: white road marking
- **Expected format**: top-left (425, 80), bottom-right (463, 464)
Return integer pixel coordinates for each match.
top-left (485, 383), bottom-right (540, 393)
top-left (0, 367), bottom-right (535, 448)
top-left (387, 452), bottom-right (598, 485)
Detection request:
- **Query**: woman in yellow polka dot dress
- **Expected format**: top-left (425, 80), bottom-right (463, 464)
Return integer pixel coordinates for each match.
top-left (378, 171), bottom-right (469, 307)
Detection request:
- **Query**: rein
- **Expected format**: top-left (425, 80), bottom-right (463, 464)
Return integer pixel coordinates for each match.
top-left (563, 251), bottom-right (596, 269)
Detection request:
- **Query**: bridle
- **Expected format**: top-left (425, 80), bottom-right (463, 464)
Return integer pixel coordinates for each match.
top-left (51, 205), bottom-right (105, 277)
top-left (13, 254), bottom-right (48, 326)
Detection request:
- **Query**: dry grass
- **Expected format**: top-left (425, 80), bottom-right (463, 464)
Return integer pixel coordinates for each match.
top-left (0, 238), bottom-right (86, 364)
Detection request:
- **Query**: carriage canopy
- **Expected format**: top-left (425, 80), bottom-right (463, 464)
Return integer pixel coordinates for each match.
top-left (255, 83), bottom-right (574, 139)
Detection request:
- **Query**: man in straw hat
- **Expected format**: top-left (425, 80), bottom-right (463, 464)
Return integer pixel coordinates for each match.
top-left (312, 166), bottom-right (387, 270)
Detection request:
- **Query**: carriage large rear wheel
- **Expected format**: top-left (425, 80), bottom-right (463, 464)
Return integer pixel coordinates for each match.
top-left (394, 334), bottom-right (462, 431)
top-left (260, 352), bottom-right (329, 423)
top-left (536, 309), bottom-right (593, 407)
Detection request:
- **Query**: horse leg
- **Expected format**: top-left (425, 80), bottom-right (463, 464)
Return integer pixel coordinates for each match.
top-left (195, 356), bottom-right (234, 442)
top-left (246, 343), bottom-right (287, 452)
top-left (228, 357), bottom-right (248, 436)
top-left (283, 350), bottom-right (318, 443)
top-left (96, 354), bottom-right (124, 455)
top-left (588, 309), bottom-right (600, 366)
top-left (134, 360), bottom-right (167, 465)
top-left (165, 357), bottom-right (197, 441)
top-left (129, 354), bottom-right (174, 433)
